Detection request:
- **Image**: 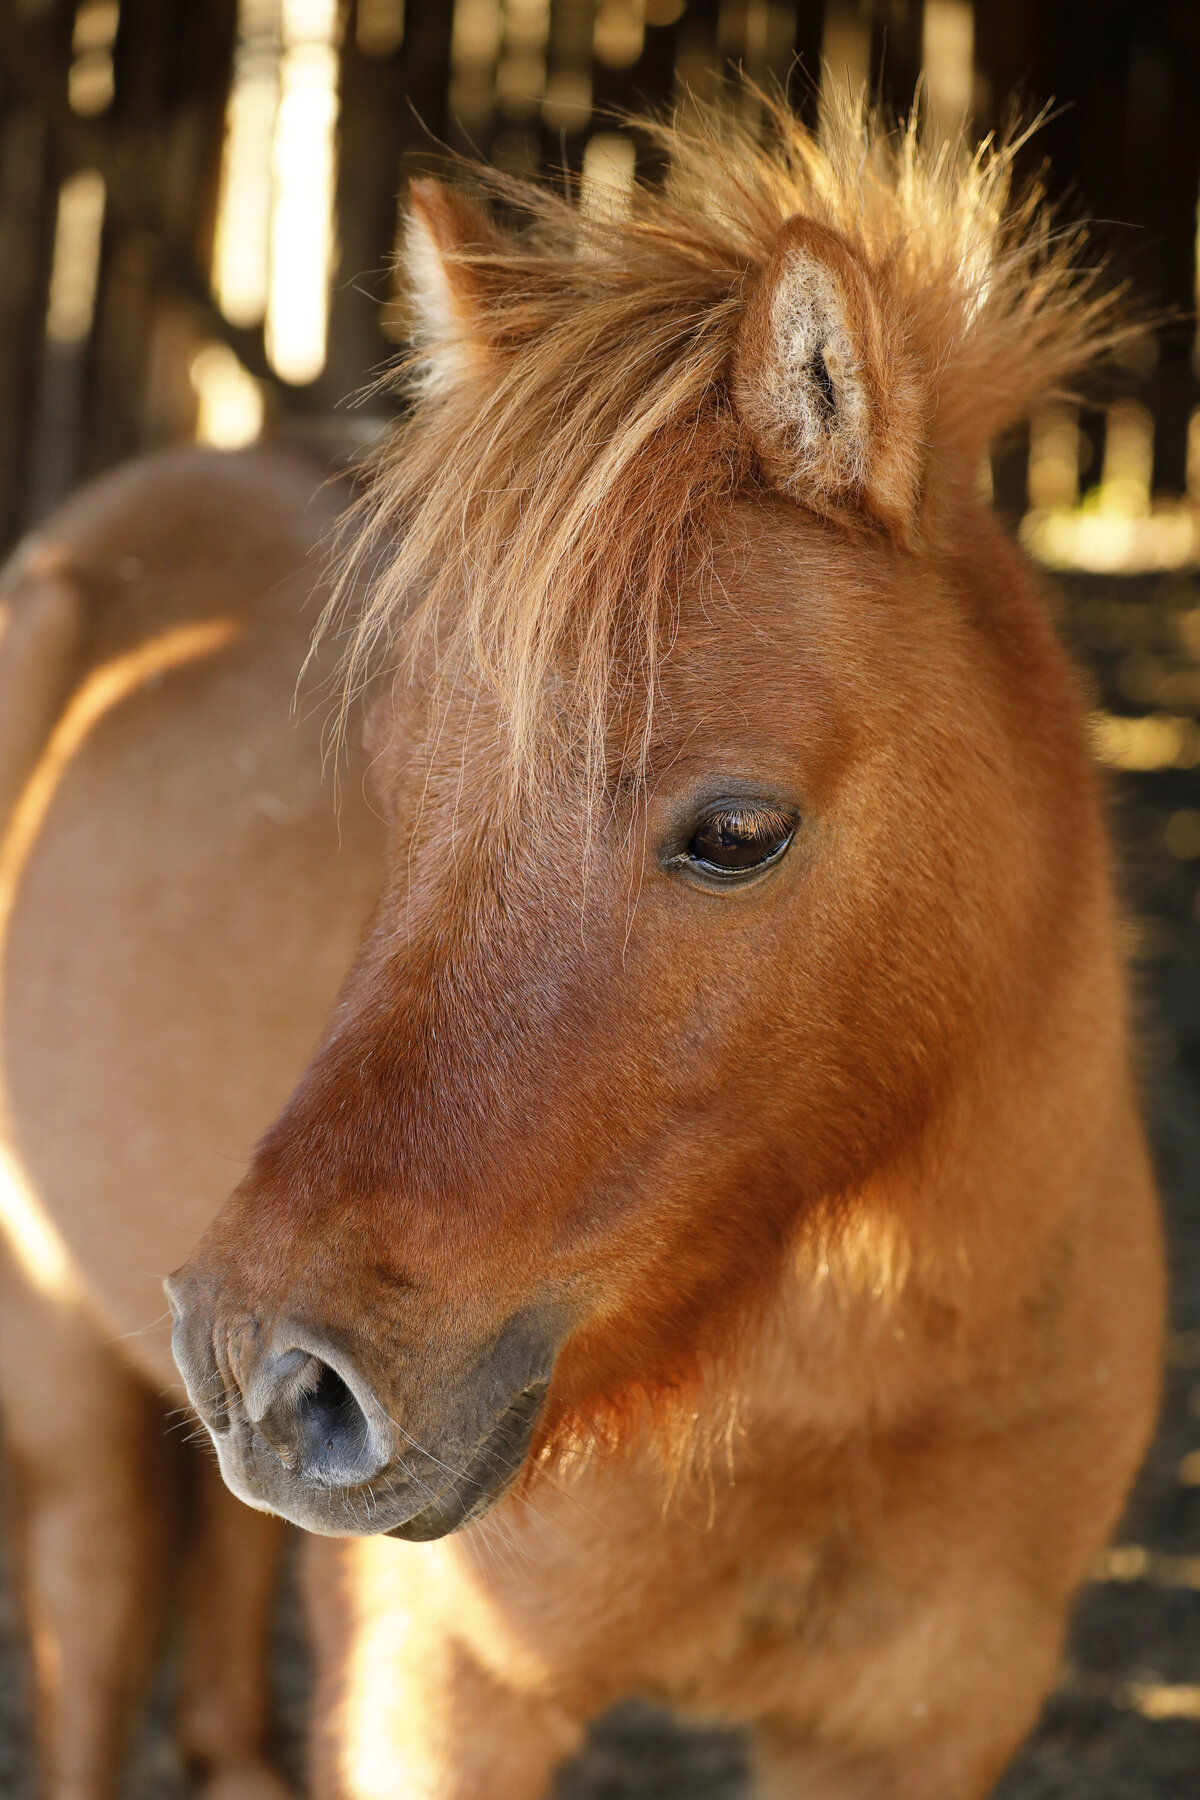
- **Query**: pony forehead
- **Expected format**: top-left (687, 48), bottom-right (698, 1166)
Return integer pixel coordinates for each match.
top-left (327, 88), bottom-right (1120, 799)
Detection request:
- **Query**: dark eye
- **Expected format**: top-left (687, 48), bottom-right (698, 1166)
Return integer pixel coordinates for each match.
top-left (685, 804), bottom-right (795, 876)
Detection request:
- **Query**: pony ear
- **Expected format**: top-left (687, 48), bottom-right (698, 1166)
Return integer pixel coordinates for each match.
top-left (404, 178), bottom-right (495, 390)
top-left (732, 216), bottom-right (927, 543)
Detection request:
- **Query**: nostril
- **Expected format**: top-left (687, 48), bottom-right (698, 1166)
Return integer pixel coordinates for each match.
top-left (294, 1362), bottom-right (371, 1472)
top-left (257, 1354), bottom-right (381, 1484)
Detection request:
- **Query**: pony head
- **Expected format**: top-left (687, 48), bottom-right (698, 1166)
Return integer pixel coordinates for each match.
top-left (168, 92), bottom-right (1125, 1537)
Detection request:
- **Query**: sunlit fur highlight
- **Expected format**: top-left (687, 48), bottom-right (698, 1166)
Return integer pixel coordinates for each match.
top-left (325, 84), bottom-right (1123, 802)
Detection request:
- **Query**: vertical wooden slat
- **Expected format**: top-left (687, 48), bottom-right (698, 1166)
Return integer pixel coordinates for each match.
top-left (875, 0), bottom-right (922, 113)
top-left (789, 1), bottom-right (826, 121)
top-left (669, 0), bottom-right (721, 111)
top-left (538, 0), bottom-right (595, 184)
top-left (8, 0), bottom-right (82, 524)
top-left (0, 102), bottom-right (56, 537)
top-left (321, 12), bottom-right (422, 413)
top-left (87, 0), bottom-right (165, 471)
top-left (326, 0), bottom-right (456, 412)
top-left (160, 0), bottom-right (239, 265)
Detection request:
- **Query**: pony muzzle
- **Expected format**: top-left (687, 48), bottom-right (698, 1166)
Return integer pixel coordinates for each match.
top-left (165, 1276), bottom-right (561, 1539)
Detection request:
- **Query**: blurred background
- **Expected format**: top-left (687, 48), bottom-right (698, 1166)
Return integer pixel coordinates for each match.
top-left (1, 0), bottom-right (1199, 1794)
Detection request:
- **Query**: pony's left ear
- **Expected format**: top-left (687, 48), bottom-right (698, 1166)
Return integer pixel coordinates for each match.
top-left (732, 216), bottom-right (927, 544)
top-left (403, 177), bottom-right (496, 391)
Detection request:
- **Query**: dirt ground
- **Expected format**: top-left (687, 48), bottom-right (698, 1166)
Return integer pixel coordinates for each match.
top-left (2, 567), bottom-right (1200, 1796)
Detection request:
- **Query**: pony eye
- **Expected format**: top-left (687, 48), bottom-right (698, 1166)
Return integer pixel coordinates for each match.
top-left (686, 805), bottom-right (795, 876)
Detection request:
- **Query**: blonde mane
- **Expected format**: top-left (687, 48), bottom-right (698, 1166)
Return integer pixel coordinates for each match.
top-left (326, 86), bottom-right (1122, 798)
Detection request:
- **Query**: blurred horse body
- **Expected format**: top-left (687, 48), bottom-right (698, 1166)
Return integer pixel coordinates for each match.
top-left (0, 445), bottom-right (381, 1797)
top-left (1, 94), bottom-right (1166, 1800)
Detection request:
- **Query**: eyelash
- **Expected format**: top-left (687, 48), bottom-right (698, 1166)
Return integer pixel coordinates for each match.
top-left (698, 807), bottom-right (792, 845)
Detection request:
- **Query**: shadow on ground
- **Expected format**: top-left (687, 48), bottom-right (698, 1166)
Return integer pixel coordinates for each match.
top-left (1, 571), bottom-right (1199, 1796)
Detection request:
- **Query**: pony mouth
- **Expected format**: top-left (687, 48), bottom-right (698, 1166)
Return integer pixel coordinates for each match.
top-left (385, 1380), bottom-right (550, 1540)
top-left (211, 1376), bottom-right (550, 1540)
top-left (170, 1299), bottom-right (566, 1539)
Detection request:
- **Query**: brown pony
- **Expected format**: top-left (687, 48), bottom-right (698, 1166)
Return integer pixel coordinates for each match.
top-left (1, 93), bottom-right (1164, 1799)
